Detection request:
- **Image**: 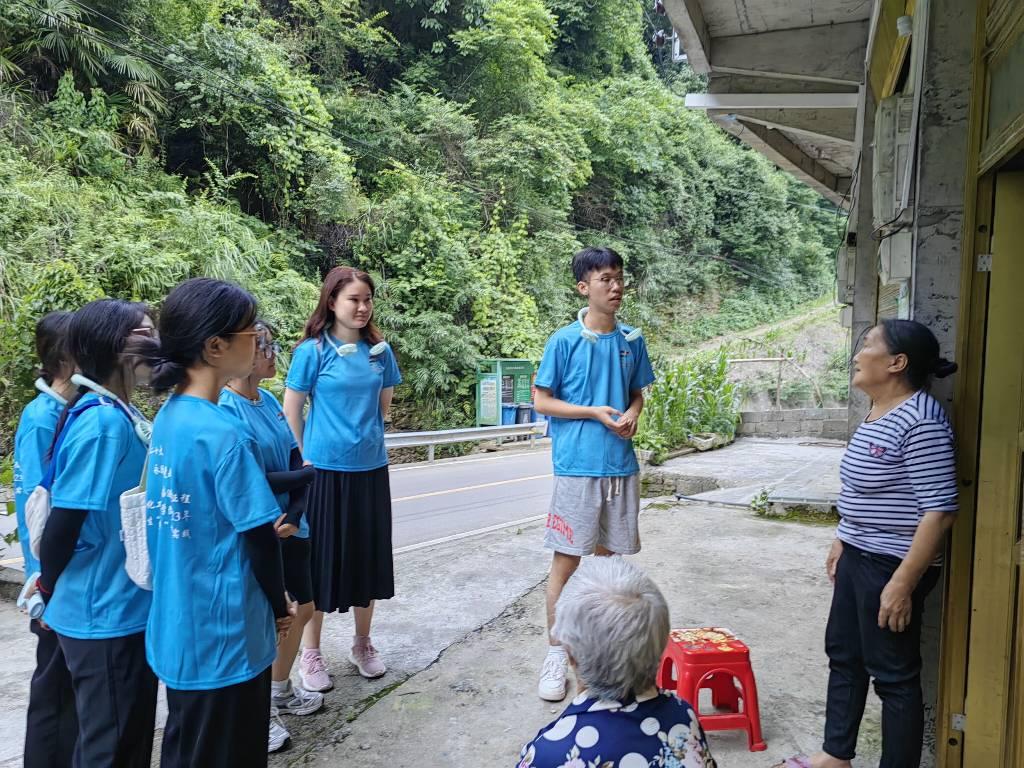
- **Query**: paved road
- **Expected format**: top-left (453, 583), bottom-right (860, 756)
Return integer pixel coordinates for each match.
top-left (0, 446), bottom-right (554, 570)
top-left (390, 447), bottom-right (552, 550)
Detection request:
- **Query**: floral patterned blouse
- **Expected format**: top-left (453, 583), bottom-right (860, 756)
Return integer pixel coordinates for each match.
top-left (517, 689), bottom-right (717, 768)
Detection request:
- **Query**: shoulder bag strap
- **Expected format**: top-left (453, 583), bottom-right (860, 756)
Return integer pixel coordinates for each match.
top-left (39, 399), bottom-right (103, 491)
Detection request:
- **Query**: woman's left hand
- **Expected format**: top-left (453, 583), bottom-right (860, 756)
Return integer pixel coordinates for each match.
top-left (274, 513), bottom-right (298, 539)
top-left (878, 577), bottom-right (914, 632)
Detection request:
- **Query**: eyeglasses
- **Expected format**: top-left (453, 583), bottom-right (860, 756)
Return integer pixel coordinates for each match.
top-left (589, 275), bottom-right (629, 289)
top-left (131, 327), bottom-right (156, 337)
top-left (224, 330), bottom-right (262, 348)
top-left (257, 337), bottom-right (281, 359)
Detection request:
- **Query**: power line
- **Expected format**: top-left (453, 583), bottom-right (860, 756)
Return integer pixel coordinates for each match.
top-left (11, 0), bottom-right (833, 290)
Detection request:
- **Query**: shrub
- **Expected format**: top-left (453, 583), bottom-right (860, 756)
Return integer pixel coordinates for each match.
top-left (636, 350), bottom-right (739, 463)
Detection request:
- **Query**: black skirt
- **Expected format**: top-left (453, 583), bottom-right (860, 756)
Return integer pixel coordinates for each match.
top-left (307, 465), bottom-right (395, 613)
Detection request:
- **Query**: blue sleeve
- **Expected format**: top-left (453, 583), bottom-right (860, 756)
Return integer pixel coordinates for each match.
top-left (263, 390), bottom-right (298, 451)
top-left (217, 390), bottom-right (241, 419)
top-left (50, 412), bottom-right (131, 512)
top-left (630, 338), bottom-right (656, 391)
top-left (14, 425), bottom-right (52, 573)
top-left (213, 440), bottom-right (285, 532)
top-left (285, 340), bottom-right (319, 393)
top-left (14, 424), bottom-right (52, 505)
top-left (382, 346), bottom-right (402, 388)
top-left (534, 334), bottom-right (563, 391)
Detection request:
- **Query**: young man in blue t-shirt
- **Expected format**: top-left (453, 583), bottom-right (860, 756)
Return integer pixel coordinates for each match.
top-left (533, 246), bottom-right (656, 701)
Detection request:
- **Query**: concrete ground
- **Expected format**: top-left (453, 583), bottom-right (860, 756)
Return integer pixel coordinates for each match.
top-left (283, 498), bottom-right (881, 767)
top-left (1, 439), bottom-right (884, 767)
top-left (645, 437), bottom-right (844, 508)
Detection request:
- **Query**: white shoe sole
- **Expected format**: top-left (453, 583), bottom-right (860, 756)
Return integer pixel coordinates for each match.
top-left (538, 685), bottom-right (567, 702)
top-left (274, 696), bottom-right (324, 717)
top-left (348, 652), bottom-right (387, 679)
top-left (299, 672), bottom-right (334, 693)
top-left (268, 731), bottom-right (290, 753)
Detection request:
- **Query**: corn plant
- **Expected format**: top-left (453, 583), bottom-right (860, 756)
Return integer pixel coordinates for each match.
top-left (636, 349), bottom-right (739, 463)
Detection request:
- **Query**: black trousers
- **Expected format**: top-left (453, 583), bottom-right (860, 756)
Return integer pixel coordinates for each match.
top-left (823, 543), bottom-right (940, 767)
top-left (162, 667), bottom-right (272, 768)
top-left (58, 631), bottom-right (158, 768)
top-left (25, 620), bottom-right (77, 768)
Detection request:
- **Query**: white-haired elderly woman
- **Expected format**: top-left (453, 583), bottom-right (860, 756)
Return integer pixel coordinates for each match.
top-left (517, 557), bottom-right (716, 768)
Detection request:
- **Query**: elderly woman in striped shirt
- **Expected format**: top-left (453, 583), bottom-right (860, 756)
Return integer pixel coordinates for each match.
top-left (783, 319), bottom-right (959, 768)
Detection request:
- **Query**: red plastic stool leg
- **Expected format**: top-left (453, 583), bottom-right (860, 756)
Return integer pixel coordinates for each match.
top-left (679, 667), bottom-right (702, 710)
top-left (657, 655), bottom-right (676, 690)
top-left (707, 672), bottom-right (740, 712)
top-left (737, 667), bottom-right (767, 751)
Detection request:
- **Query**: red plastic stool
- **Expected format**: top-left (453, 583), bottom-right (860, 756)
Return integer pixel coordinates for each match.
top-left (656, 627), bottom-right (767, 752)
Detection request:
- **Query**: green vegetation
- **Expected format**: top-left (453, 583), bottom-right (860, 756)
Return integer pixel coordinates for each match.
top-left (0, 0), bottom-right (839, 450)
top-left (635, 350), bottom-right (739, 464)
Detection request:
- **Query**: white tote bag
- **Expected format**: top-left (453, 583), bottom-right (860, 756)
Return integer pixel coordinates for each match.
top-left (120, 459), bottom-right (152, 590)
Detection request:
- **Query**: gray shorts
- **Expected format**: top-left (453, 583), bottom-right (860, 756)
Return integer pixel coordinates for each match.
top-left (544, 475), bottom-right (641, 556)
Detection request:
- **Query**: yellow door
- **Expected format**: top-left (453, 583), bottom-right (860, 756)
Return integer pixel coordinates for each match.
top-left (963, 171), bottom-right (1024, 766)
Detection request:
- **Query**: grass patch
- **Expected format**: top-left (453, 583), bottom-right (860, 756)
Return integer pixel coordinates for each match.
top-left (750, 488), bottom-right (839, 525)
top-left (756, 504), bottom-right (839, 525)
top-left (346, 678), bottom-right (409, 723)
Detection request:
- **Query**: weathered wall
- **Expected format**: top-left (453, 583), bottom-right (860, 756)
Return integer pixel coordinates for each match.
top-left (738, 408), bottom-right (849, 440)
top-left (911, 2), bottom-right (974, 763)
top-left (849, 85), bottom-right (878, 434)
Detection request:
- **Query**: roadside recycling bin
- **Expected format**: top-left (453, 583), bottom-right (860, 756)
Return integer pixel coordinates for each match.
top-left (515, 403), bottom-right (534, 424)
top-left (501, 403), bottom-right (518, 425)
top-left (476, 358), bottom-right (537, 426)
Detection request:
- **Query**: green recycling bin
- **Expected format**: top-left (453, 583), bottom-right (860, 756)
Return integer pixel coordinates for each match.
top-left (476, 358), bottom-right (536, 426)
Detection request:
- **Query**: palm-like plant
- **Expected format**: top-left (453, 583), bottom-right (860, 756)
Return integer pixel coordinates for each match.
top-left (2, 0), bottom-right (167, 142)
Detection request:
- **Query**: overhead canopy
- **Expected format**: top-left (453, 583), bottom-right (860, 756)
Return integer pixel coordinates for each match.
top-left (664, 0), bottom-right (870, 205)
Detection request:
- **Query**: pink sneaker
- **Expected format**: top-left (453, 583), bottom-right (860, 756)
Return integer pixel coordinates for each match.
top-left (299, 648), bottom-right (333, 692)
top-left (348, 639), bottom-right (386, 679)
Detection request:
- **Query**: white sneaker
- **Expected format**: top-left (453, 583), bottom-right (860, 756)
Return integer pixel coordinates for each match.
top-left (538, 652), bottom-right (568, 701)
top-left (268, 707), bottom-right (290, 753)
top-left (272, 679), bottom-right (324, 716)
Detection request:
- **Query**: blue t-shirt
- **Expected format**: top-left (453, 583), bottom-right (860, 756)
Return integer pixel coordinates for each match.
top-left (284, 336), bottom-right (402, 472)
top-left (145, 395), bottom-right (282, 690)
top-left (218, 387), bottom-right (307, 538)
top-left (518, 690), bottom-right (716, 768)
top-left (45, 394), bottom-right (152, 639)
top-left (535, 321), bottom-right (655, 477)
top-left (13, 391), bottom-right (65, 574)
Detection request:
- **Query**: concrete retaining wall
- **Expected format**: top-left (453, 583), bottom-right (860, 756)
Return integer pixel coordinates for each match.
top-left (738, 408), bottom-right (849, 441)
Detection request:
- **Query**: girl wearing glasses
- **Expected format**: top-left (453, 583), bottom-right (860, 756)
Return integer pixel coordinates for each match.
top-left (143, 278), bottom-right (294, 768)
top-left (33, 300), bottom-right (158, 767)
top-left (219, 321), bottom-right (321, 753)
top-left (283, 266), bottom-right (401, 689)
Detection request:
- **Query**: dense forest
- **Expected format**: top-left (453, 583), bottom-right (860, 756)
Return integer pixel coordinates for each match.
top-left (0, 0), bottom-right (840, 439)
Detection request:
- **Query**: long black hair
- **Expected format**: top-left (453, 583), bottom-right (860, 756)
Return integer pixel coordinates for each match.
top-left (49, 299), bottom-right (152, 457)
top-left (880, 319), bottom-right (958, 390)
top-left (149, 277), bottom-right (258, 393)
top-left (35, 311), bottom-right (74, 384)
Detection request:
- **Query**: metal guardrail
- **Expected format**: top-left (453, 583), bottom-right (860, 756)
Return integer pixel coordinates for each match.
top-left (385, 422), bottom-right (547, 463)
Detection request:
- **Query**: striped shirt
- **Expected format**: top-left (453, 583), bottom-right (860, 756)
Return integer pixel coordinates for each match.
top-left (837, 390), bottom-right (958, 560)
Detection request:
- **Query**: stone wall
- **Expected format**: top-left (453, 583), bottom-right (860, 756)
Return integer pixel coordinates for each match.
top-left (738, 408), bottom-right (849, 441)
